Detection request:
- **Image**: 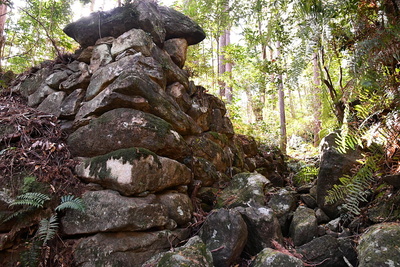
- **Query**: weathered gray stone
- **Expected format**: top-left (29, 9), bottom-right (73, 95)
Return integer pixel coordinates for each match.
top-left (76, 148), bottom-right (191, 196)
top-left (61, 190), bottom-right (169, 235)
top-left (150, 44), bottom-right (189, 88)
top-left (63, 1), bottom-right (166, 48)
top-left (144, 236), bottom-right (214, 267)
top-left (111, 28), bottom-right (153, 57)
top-left (297, 235), bottom-right (356, 267)
top-left (27, 84), bottom-right (55, 107)
top-left (37, 91), bottom-right (66, 117)
top-left (59, 70), bottom-right (91, 93)
top-left (317, 132), bottom-right (361, 218)
top-left (166, 82), bottom-right (191, 112)
top-left (191, 157), bottom-right (220, 186)
top-left (158, 5), bottom-right (206, 45)
top-left (300, 194), bottom-right (317, 209)
top-left (251, 248), bottom-right (304, 267)
top-left (163, 38), bottom-right (188, 68)
top-left (357, 222), bottom-right (400, 267)
top-left (186, 134), bottom-right (231, 173)
top-left (85, 54), bottom-right (165, 101)
top-left (199, 208), bottom-right (248, 267)
top-left (17, 68), bottom-right (51, 97)
top-left (216, 173), bottom-right (270, 208)
top-left (90, 44), bottom-right (113, 73)
top-left (268, 188), bottom-right (297, 234)
top-left (156, 191), bottom-right (193, 226)
top-left (60, 88), bottom-right (85, 118)
top-left (68, 108), bottom-right (191, 159)
top-left (45, 71), bottom-right (70, 89)
top-left (73, 229), bottom-right (189, 267)
top-left (289, 206), bottom-right (318, 246)
top-left (235, 206), bottom-right (283, 255)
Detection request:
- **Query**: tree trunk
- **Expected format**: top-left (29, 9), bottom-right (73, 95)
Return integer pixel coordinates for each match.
top-left (312, 51), bottom-right (322, 146)
top-left (218, 33), bottom-right (226, 98)
top-left (0, 4), bottom-right (7, 70)
top-left (276, 41), bottom-right (287, 153)
top-left (224, 29), bottom-right (233, 103)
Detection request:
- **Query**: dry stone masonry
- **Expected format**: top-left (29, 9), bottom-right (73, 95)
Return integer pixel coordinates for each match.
top-left (2, 1), bottom-right (400, 267)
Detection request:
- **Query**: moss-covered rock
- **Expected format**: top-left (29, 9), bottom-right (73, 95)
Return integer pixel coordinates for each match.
top-left (144, 236), bottom-right (213, 267)
top-left (216, 172), bottom-right (270, 208)
top-left (251, 248), bottom-right (304, 267)
top-left (75, 148), bottom-right (191, 196)
top-left (357, 222), bottom-right (400, 267)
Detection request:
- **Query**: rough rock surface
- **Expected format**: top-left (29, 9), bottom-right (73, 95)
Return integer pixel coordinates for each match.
top-left (75, 148), bottom-right (191, 196)
top-left (289, 206), bottom-right (318, 246)
top-left (199, 208), bottom-right (248, 267)
top-left (357, 222), bottom-right (400, 267)
top-left (73, 229), bottom-right (189, 267)
top-left (143, 236), bottom-right (214, 267)
top-left (251, 248), bottom-right (304, 267)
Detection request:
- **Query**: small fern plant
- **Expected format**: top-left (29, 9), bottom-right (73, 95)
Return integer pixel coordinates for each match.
top-left (4, 193), bottom-right (85, 266)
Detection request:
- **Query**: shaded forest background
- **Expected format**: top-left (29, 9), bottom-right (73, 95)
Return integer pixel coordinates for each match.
top-left (0, 0), bottom-right (399, 159)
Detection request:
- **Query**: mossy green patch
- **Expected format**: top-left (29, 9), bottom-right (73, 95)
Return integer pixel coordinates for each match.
top-left (85, 147), bottom-right (161, 179)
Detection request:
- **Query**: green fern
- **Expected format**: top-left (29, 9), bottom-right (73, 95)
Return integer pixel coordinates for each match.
top-left (294, 165), bottom-right (319, 185)
top-left (326, 154), bottom-right (380, 216)
top-left (55, 195), bottom-right (85, 212)
top-left (37, 214), bottom-right (59, 246)
top-left (9, 192), bottom-right (50, 208)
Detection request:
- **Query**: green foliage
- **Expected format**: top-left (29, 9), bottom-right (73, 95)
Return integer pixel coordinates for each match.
top-left (37, 214), bottom-right (59, 246)
top-left (326, 154), bottom-right (380, 217)
top-left (55, 195), bottom-right (85, 212)
top-left (294, 165), bottom-right (319, 185)
top-left (9, 192), bottom-right (50, 209)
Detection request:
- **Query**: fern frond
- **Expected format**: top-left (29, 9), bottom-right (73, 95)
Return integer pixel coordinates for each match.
top-left (20, 241), bottom-right (41, 267)
top-left (37, 215), bottom-right (59, 246)
top-left (294, 165), bottom-right (319, 184)
top-left (9, 192), bottom-right (50, 208)
top-left (55, 195), bottom-right (85, 212)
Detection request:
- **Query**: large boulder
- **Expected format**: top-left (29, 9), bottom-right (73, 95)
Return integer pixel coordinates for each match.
top-left (216, 173), bottom-right (270, 208)
top-left (357, 222), bottom-right (400, 267)
top-left (144, 236), bottom-right (214, 267)
top-left (199, 208), bottom-right (248, 267)
top-left (316, 132), bottom-right (361, 218)
top-left (61, 190), bottom-right (169, 235)
top-left (297, 235), bottom-right (357, 267)
top-left (289, 206), bottom-right (318, 247)
top-left (63, 2), bottom-right (205, 48)
top-left (68, 108), bottom-right (190, 160)
top-left (75, 148), bottom-right (191, 196)
top-left (268, 188), bottom-right (297, 235)
top-left (235, 206), bottom-right (283, 255)
top-left (73, 229), bottom-right (189, 267)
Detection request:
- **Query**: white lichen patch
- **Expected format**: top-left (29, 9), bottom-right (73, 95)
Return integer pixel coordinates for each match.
top-left (248, 173), bottom-right (270, 186)
top-left (106, 158), bottom-right (133, 184)
top-left (211, 229), bottom-right (218, 239)
top-left (177, 206), bottom-right (184, 216)
top-left (258, 207), bottom-right (272, 217)
top-left (170, 130), bottom-right (181, 141)
top-left (385, 260), bottom-right (396, 267)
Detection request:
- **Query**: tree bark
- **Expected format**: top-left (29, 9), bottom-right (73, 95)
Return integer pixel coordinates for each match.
top-left (276, 41), bottom-right (287, 153)
top-left (218, 33), bottom-right (226, 98)
top-left (0, 4), bottom-right (7, 70)
top-left (312, 51), bottom-right (322, 146)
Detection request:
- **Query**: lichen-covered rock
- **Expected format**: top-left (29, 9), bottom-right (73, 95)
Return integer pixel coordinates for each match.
top-left (143, 236), bottom-right (213, 267)
top-left (45, 70), bottom-right (70, 89)
top-left (90, 43), bottom-right (113, 73)
top-left (60, 88), bottom-right (85, 118)
top-left (111, 28), bottom-right (153, 57)
top-left (16, 68), bottom-right (51, 97)
top-left (75, 148), bottom-right (191, 196)
top-left (163, 38), bottom-right (188, 68)
top-left (61, 190), bottom-right (169, 235)
top-left (216, 173), bottom-right (270, 208)
top-left (251, 248), bottom-right (304, 267)
top-left (357, 222), bottom-right (400, 267)
top-left (27, 84), bottom-right (55, 107)
top-left (37, 91), bottom-right (66, 117)
top-left (268, 189), bottom-right (297, 231)
top-left (289, 206), bottom-right (317, 246)
top-left (156, 191), bottom-right (193, 226)
top-left (199, 208), bottom-right (248, 267)
top-left (190, 156), bottom-right (220, 186)
top-left (297, 235), bottom-right (357, 267)
top-left (235, 206), bottom-right (283, 255)
top-left (73, 229), bottom-right (189, 267)
top-left (68, 108), bottom-right (191, 160)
